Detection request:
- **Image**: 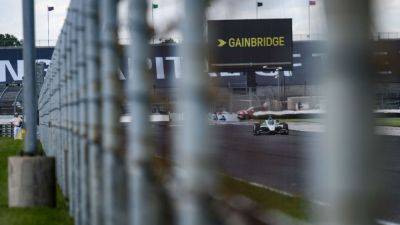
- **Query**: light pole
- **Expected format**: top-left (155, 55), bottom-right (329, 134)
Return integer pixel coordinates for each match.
top-left (308, 0), bottom-right (316, 39)
top-left (308, 3), bottom-right (311, 39)
top-left (256, 1), bottom-right (263, 19)
top-left (23, 0), bottom-right (37, 155)
top-left (8, 1), bottom-right (56, 210)
top-left (256, 3), bottom-right (258, 19)
top-left (47, 6), bottom-right (54, 46)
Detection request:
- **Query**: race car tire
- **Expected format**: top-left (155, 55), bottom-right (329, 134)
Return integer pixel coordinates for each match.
top-left (253, 123), bottom-right (261, 135)
top-left (253, 123), bottom-right (260, 129)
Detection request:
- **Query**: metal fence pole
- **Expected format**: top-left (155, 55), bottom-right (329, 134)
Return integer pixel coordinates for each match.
top-left (70, 0), bottom-right (82, 222)
top-left (313, 0), bottom-right (381, 224)
top-left (58, 27), bottom-right (67, 195)
top-left (22, 0), bottom-right (38, 155)
top-left (85, 0), bottom-right (104, 224)
top-left (126, 0), bottom-right (161, 225)
top-left (54, 42), bottom-right (62, 191)
top-left (65, 4), bottom-right (75, 216)
top-left (61, 18), bottom-right (72, 200)
top-left (49, 53), bottom-right (55, 157)
top-left (76, 0), bottom-right (90, 223)
top-left (58, 25), bottom-right (65, 195)
top-left (99, 0), bottom-right (127, 224)
top-left (50, 52), bottom-right (55, 157)
top-left (175, 1), bottom-right (216, 225)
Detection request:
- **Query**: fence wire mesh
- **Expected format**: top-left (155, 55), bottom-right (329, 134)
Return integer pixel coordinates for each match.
top-left (36, 0), bottom-right (391, 225)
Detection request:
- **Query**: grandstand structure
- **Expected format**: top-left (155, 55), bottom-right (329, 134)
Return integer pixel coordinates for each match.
top-left (154, 39), bottom-right (400, 111)
top-left (0, 63), bottom-right (46, 115)
top-left (0, 34), bottom-right (399, 115)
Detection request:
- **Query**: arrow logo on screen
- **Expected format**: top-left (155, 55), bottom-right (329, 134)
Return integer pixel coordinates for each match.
top-left (217, 39), bottom-right (226, 47)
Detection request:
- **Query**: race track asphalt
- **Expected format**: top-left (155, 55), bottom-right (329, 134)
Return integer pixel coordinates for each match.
top-left (153, 124), bottom-right (400, 222)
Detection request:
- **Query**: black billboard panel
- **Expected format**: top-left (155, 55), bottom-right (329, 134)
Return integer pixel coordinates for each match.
top-left (208, 19), bottom-right (293, 71)
top-left (0, 47), bottom-right (53, 84)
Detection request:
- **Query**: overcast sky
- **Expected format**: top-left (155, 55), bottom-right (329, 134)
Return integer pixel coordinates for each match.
top-left (0, 0), bottom-right (398, 44)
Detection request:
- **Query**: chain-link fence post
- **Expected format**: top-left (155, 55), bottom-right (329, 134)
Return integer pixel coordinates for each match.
top-left (100, 0), bottom-right (127, 224)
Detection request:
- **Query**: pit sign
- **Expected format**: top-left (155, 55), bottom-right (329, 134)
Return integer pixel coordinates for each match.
top-left (208, 19), bottom-right (293, 70)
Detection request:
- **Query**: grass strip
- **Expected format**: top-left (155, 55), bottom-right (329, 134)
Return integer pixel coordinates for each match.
top-left (220, 175), bottom-right (310, 220)
top-left (153, 156), bottom-right (310, 220)
top-left (376, 118), bottom-right (400, 127)
top-left (0, 137), bottom-right (73, 225)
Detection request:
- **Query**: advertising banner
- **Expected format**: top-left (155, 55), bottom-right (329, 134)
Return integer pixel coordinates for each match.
top-left (207, 19), bottom-right (293, 70)
top-left (0, 47), bottom-right (53, 83)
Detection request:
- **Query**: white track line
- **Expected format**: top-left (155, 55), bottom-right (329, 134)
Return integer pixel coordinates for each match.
top-left (230, 176), bottom-right (295, 198)
top-left (231, 177), bottom-right (400, 225)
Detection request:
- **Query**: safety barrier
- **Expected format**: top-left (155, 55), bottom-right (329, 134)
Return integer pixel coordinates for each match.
top-left (37, 0), bottom-right (387, 225)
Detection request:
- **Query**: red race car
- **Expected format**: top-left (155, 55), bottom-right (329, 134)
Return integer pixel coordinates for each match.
top-left (237, 106), bottom-right (267, 120)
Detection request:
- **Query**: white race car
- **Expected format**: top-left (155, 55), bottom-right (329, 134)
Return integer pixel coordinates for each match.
top-left (253, 118), bottom-right (289, 135)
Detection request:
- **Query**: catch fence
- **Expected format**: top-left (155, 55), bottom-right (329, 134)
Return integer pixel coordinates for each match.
top-left (37, 0), bottom-right (387, 225)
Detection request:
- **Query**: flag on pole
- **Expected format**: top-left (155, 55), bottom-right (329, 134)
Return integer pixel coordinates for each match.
top-left (152, 3), bottom-right (159, 9)
top-left (309, 0), bottom-right (316, 6)
top-left (47, 6), bottom-right (54, 11)
top-left (257, 2), bottom-right (263, 7)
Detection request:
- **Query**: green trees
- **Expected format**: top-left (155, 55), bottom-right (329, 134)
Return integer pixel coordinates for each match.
top-left (0, 34), bottom-right (22, 47)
